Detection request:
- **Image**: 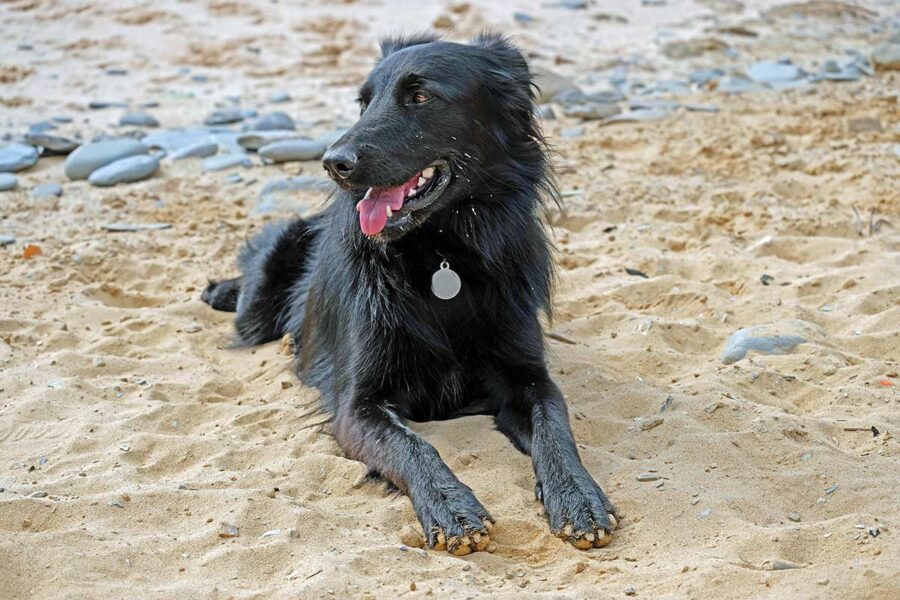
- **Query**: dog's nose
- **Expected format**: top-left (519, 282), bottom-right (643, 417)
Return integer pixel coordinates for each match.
top-left (322, 147), bottom-right (358, 180)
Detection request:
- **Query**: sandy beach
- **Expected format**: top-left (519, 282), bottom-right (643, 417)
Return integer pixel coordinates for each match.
top-left (1, 0), bottom-right (899, 598)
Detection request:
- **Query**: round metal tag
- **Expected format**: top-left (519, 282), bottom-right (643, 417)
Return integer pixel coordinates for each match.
top-left (431, 260), bottom-right (461, 300)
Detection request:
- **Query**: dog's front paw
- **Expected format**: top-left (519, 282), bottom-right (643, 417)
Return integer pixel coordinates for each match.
top-left (412, 483), bottom-right (494, 556)
top-left (536, 467), bottom-right (618, 549)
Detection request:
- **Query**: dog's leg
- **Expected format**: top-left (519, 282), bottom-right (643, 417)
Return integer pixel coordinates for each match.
top-left (496, 372), bottom-right (618, 549)
top-left (333, 402), bottom-right (493, 555)
top-left (201, 278), bottom-right (241, 312)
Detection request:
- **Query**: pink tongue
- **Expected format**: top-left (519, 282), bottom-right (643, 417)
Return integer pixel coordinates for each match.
top-left (355, 172), bottom-right (422, 236)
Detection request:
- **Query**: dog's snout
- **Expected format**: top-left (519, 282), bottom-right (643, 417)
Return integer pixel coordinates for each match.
top-left (322, 147), bottom-right (358, 180)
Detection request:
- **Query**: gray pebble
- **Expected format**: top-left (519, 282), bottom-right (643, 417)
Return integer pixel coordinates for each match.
top-left (103, 222), bottom-right (171, 232)
top-left (0, 144), bottom-right (39, 172)
top-left (88, 100), bottom-right (128, 109)
top-left (120, 112), bottom-right (160, 128)
top-left (142, 129), bottom-right (212, 153)
top-left (560, 127), bottom-right (584, 138)
top-left (787, 512), bottom-right (801, 522)
top-left (24, 132), bottom-right (79, 154)
top-left (716, 75), bottom-right (762, 94)
top-left (259, 139), bottom-right (326, 162)
top-left (170, 140), bottom-right (219, 160)
top-left (871, 41), bottom-right (900, 71)
top-left (191, 74), bottom-right (209, 83)
top-left (31, 182), bottom-right (63, 199)
top-left (139, 100), bottom-right (160, 109)
top-left (65, 138), bottom-right (148, 180)
top-left (226, 173), bottom-right (243, 184)
top-left (203, 107), bottom-right (244, 126)
top-left (88, 154), bottom-right (160, 187)
top-left (564, 102), bottom-right (622, 121)
top-left (268, 90), bottom-right (291, 103)
top-left (316, 129), bottom-right (349, 150)
top-left (683, 104), bottom-right (720, 113)
top-left (106, 68), bottom-right (127, 76)
top-left (636, 473), bottom-right (659, 482)
top-left (513, 12), bottom-right (536, 23)
top-left (29, 121), bottom-right (57, 133)
top-left (698, 509), bottom-right (712, 519)
top-left (746, 60), bottom-right (805, 87)
top-left (0, 173), bottom-right (17, 191)
top-left (237, 130), bottom-right (298, 151)
top-left (29, 491), bottom-right (48, 498)
top-left (720, 325), bottom-right (806, 364)
top-left (537, 105), bottom-right (556, 120)
top-left (533, 66), bottom-right (581, 104)
top-left (604, 109), bottom-right (672, 124)
top-left (241, 108), bottom-right (258, 119)
top-left (247, 111), bottom-right (295, 131)
top-left (689, 68), bottom-right (725, 86)
top-left (624, 587), bottom-right (636, 596)
top-left (52, 115), bottom-right (73, 124)
top-left (202, 153), bottom-right (252, 172)
top-left (772, 561), bottom-right (801, 571)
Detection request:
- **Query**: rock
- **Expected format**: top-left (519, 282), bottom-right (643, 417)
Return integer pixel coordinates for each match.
top-left (537, 105), bottom-right (556, 119)
top-left (268, 90), bottom-right (291, 103)
top-left (31, 183), bottom-right (63, 199)
top-left (209, 131), bottom-right (245, 155)
top-left (142, 129), bottom-right (212, 154)
top-left (219, 522), bottom-right (240, 538)
top-left (241, 108), bottom-right (258, 119)
top-left (604, 109), bottom-right (672, 124)
top-left (204, 107), bottom-right (244, 125)
top-left (513, 12), bottom-right (535, 23)
top-left (119, 112), bottom-right (160, 128)
top-left (533, 66), bottom-right (581, 104)
top-left (848, 117), bottom-right (882, 133)
top-left (560, 127), bottom-right (584, 138)
top-left (772, 561), bottom-right (801, 571)
top-left (184, 323), bottom-right (202, 333)
top-left (247, 111), bottom-right (295, 131)
top-left (662, 37), bottom-right (728, 59)
top-left (563, 102), bottom-right (622, 121)
top-left (316, 129), bottom-right (348, 150)
top-left (0, 144), bottom-right (39, 172)
top-left (88, 155), bottom-right (160, 187)
top-left (720, 324), bottom-right (808, 364)
top-left (65, 139), bottom-right (149, 180)
top-left (640, 416), bottom-right (664, 430)
top-left (51, 115), bottom-right (73, 124)
top-left (624, 587), bottom-right (636, 596)
top-left (237, 130), bottom-right (298, 151)
top-left (170, 140), bottom-right (219, 160)
top-left (399, 525), bottom-right (425, 548)
top-left (787, 512), bottom-right (801, 522)
top-left (871, 41), bottom-right (900, 71)
top-left (746, 60), bottom-right (805, 87)
top-left (0, 173), bottom-right (17, 191)
top-left (0, 234), bottom-right (15, 245)
top-left (139, 100), bottom-right (160, 109)
top-left (103, 222), bottom-right (171, 232)
top-left (88, 100), bottom-right (128, 109)
top-left (683, 104), bottom-right (720, 113)
top-left (202, 154), bottom-right (252, 172)
top-left (226, 173), bottom-right (243, 184)
top-left (93, 357), bottom-right (106, 367)
top-left (29, 121), bottom-right (57, 133)
top-left (24, 133), bottom-right (79, 154)
top-left (716, 75), bottom-right (761, 94)
top-left (559, 0), bottom-right (587, 8)
top-left (28, 491), bottom-right (48, 498)
top-left (636, 473), bottom-right (659, 482)
top-left (256, 176), bottom-right (333, 213)
top-left (259, 139), bottom-right (327, 162)
top-left (689, 68), bottom-right (725, 86)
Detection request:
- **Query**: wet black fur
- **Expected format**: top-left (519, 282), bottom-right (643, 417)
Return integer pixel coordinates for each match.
top-left (203, 33), bottom-right (616, 549)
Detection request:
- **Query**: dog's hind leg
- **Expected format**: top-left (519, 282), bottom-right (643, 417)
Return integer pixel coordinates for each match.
top-left (203, 217), bottom-right (318, 346)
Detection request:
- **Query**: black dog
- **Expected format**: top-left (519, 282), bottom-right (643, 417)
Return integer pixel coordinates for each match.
top-left (203, 33), bottom-right (617, 555)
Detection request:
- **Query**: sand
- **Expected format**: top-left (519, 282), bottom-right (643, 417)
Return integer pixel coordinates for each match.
top-left (1, 0), bottom-right (899, 598)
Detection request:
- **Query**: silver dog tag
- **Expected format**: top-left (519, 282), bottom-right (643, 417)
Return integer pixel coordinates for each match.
top-left (431, 260), bottom-right (461, 300)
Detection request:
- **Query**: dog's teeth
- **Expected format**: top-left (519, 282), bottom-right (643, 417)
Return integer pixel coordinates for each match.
top-left (408, 188), bottom-right (417, 197)
top-left (386, 206), bottom-right (393, 217)
top-left (422, 167), bottom-right (434, 178)
top-left (417, 176), bottom-right (427, 187)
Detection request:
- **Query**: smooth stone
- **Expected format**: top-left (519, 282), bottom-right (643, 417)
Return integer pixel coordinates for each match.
top-left (560, 127), bottom-right (584, 138)
top-left (717, 76), bottom-right (762, 94)
top-left (88, 100), bottom-right (128, 109)
top-left (139, 100), bottom-right (160, 109)
top-left (604, 109), bottom-right (672, 124)
top-left (28, 121), bottom-right (57, 133)
top-left (24, 132), bottom-right (79, 154)
top-left (119, 112), bottom-right (160, 128)
top-left (106, 68), bottom-right (127, 76)
top-left (31, 182), bottom-right (63, 198)
top-left (51, 115), bottom-right (73, 124)
top-left (65, 139), bottom-right (148, 180)
top-left (689, 68), bottom-right (725, 86)
top-left (258, 139), bottom-right (326, 162)
top-left (683, 104), bottom-right (720, 113)
top-left (256, 176), bottom-right (333, 214)
top-left (630, 99), bottom-right (680, 111)
top-left (241, 108), bottom-right (258, 119)
top-left (191, 74), bottom-right (209, 83)
top-left (533, 66), bottom-right (581, 104)
top-left (316, 129), bottom-right (348, 150)
top-left (268, 90), bottom-right (291, 103)
top-left (209, 131), bottom-right (245, 155)
top-left (88, 154), bottom-right (160, 187)
top-left (559, 0), bottom-right (587, 8)
top-left (203, 107), bottom-right (244, 126)
top-left (720, 325), bottom-right (807, 364)
top-left (142, 129), bottom-right (212, 153)
top-left (0, 234), bottom-right (15, 245)
top-left (513, 11), bottom-right (536, 23)
top-left (746, 60), bottom-right (805, 85)
top-left (103, 222), bottom-right (171, 232)
top-left (170, 140), bottom-right (219, 160)
top-left (202, 154), bottom-right (252, 172)
top-left (636, 473), bottom-right (659, 482)
top-left (871, 42), bottom-right (900, 71)
top-left (563, 102), bottom-right (622, 121)
top-left (0, 173), bottom-right (17, 191)
top-left (237, 130), bottom-right (298, 151)
top-left (226, 173), bottom-right (243, 184)
top-left (0, 144), bottom-right (39, 172)
top-left (246, 111), bottom-right (295, 131)
top-left (538, 105), bottom-right (556, 119)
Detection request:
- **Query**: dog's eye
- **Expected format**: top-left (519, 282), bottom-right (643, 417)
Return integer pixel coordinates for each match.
top-left (411, 92), bottom-right (431, 104)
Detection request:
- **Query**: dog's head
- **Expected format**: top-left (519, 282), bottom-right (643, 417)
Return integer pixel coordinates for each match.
top-left (323, 33), bottom-right (541, 241)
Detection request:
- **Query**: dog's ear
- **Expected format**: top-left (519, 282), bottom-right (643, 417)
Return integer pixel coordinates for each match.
top-left (471, 32), bottom-right (535, 107)
top-left (380, 33), bottom-right (439, 59)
